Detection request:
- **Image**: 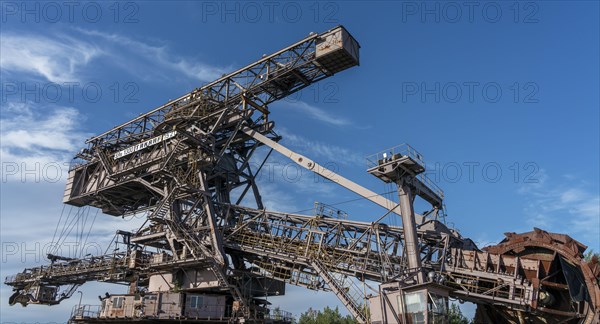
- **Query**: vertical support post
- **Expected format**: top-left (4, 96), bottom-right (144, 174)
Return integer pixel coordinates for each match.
top-left (397, 177), bottom-right (424, 284)
top-left (379, 285), bottom-right (386, 324)
top-left (198, 172), bottom-right (227, 265)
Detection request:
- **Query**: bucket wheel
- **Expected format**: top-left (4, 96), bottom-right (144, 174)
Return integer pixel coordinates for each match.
top-left (475, 228), bottom-right (599, 324)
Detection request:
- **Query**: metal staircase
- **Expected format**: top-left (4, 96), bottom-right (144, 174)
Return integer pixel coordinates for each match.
top-left (311, 259), bottom-right (367, 323)
top-left (148, 189), bottom-right (176, 221)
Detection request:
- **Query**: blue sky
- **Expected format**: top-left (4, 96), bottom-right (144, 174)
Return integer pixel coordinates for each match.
top-left (1, 1), bottom-right (599, 322)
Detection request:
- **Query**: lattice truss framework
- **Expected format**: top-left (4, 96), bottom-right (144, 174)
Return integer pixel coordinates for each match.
top-left (5, 26), bottom-right (599, 324)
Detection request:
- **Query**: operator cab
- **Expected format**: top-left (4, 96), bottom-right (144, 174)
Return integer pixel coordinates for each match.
top-left (369, 281), bottom-right (451, 324)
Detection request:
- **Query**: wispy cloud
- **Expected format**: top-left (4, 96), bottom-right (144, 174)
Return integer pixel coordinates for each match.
top-left (278, 128), bottom-right (364, 167)
top-left (1, 28), bottom-right (229, 84)
top-left (75, 28), bottom-right (229, 83)
top-left (255, 181), bottom-right (302, 213)
top-left (518, 171), bottom-right (600, 248)
top-left (277, 101), bottom-right (353, 127)
top-left (0, 33), bottom-right (102, 83)
top-left (0, 102), bottom-right (89, 175)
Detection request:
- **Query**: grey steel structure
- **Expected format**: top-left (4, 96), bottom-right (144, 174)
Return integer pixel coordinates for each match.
top-left (5, 26), bottom-right (599, 324)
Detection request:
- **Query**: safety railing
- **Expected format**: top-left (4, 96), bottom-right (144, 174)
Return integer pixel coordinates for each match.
top-left (71, 304), bottom-right (101, 318)
top-left (265, 308), bottom-right (294, 321)
top-left (314, 202), bottom-right (348, 220)
top-left (366, 144), bottom-right (444, 201)
top-left (69, 301), bottom-right (292, 321)
top-left (416, 173), bottom-right (445, 201)
top-left (366, 144), bottom-right (425, 170)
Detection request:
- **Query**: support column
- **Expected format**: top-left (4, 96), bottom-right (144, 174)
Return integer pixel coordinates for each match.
top-left (198, 172), bottom-right (227, 265)
top-left (397, 177), bottom-right (424, 284)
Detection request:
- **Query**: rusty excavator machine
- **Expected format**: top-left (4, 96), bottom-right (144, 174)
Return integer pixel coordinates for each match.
top-left (5, 26), bottom-right (599, 324)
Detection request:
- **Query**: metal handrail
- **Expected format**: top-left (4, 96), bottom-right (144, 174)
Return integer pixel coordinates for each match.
top-left (314, 202), bottom-right (348, 220)
top-left (366, 144), bottom-right (425, 170)
top-left (366, 144), bottom-right (444, 200)
top-left (416, 173), bottom-right (445, 200)
top-left (70, 302), bottom-right (292, 321)
top-left (71, 304), bottom-right (101, 318)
